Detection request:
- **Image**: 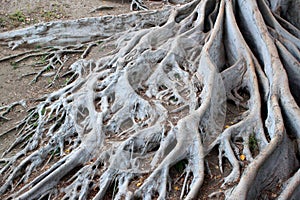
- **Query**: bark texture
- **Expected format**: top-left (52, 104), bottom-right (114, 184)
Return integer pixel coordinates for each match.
top-left (0, 0), bottom-right (300, 199)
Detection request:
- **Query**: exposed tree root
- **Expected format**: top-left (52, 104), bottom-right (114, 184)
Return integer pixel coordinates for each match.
top-left (0, 0), bottom-right (299, 199)
top-left (0, 100), bottom-right (27, 121)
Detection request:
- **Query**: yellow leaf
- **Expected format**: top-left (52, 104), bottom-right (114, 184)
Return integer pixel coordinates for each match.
top-left (224, 125), bottom-right (230, 129)
top-left (174, 186), bottom-right (180, 191)
top-left (65, 149), bottom-right (70, 154)
top-left (136, 182), bottom-right (142, 187)
top-left (240, 154), bottom-right (246, 161)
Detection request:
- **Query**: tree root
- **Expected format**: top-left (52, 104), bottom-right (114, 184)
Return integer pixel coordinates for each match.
top-left (0, 0), bottom-right (299, 199)
top-left (0, 100), bottom-right (26, 121)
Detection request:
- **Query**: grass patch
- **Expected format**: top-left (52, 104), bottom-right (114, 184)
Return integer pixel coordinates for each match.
top-left (64, 78), bottom-right (70, 85)
top-left (49, 147), bottom-right (60, 157)
top-left (41, 108), bottom-right (46, 115)
top-left (10, 62), bottom-right (18, 69)
top-left (174, 159), bottom-right (188, 173)
top-left (42, 10), bottom-right (58, 20)
top-left (0, 17), bottom-right (6, 27)
top-left (249, 134), bottom-right (258, 152)
top-left (9, 10), bottom-right (26, 22)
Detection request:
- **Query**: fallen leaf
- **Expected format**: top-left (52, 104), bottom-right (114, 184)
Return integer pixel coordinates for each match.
top-left (224, 125), bottom-right (230, 129)
top-left (240, 154), bottom-right (246, 161)
top-left (136, 182), bottom-right (142, 187)
top-left (271, 193), bottom-right (277, 198)
top-left (174, 186), bottom-right (180, 191)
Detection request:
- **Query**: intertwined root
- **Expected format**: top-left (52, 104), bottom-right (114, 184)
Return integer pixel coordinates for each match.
top-left (0, 0), bottom-right (299, 199)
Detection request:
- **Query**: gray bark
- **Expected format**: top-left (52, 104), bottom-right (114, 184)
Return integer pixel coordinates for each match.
top-left (0, 0), bottom-right (299, 199)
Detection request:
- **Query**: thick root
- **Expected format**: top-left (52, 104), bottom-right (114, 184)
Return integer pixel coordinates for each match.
top-left (0, 0), bottom-right (299, 199)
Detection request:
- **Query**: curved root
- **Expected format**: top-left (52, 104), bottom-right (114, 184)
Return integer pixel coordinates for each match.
top-left (0, 0), bottom-right (299, 199)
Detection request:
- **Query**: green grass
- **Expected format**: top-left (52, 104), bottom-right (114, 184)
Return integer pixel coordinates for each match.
top-left (10, 62), bottom-right (18, 69)
top-left (174, 160), bottom-right (187, 173)
top-left (48, 78), bottom-right (52, 84)
top-left (41, 9), bottom-right (61, 20)
top-left (249, 134), bottom-right (258, 152)
top-left (0, 17), bottom-right (6, 26)
top-left (64, 78), bottom-right (70, 85)
top-left (9, 10), bottom-right (26, 22)
top-left (46, 66), bottom-right (51, 71)
top-left (33, 122), bottom-right (38, 127)
top-left (41, 108), bottom-right (46, 115)
top-left (42, 11), bottom-right (55, 19)
top-left (40, 56), bottom-right (48, 65)
top-left (49, 147), bottom-right (60, 157)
